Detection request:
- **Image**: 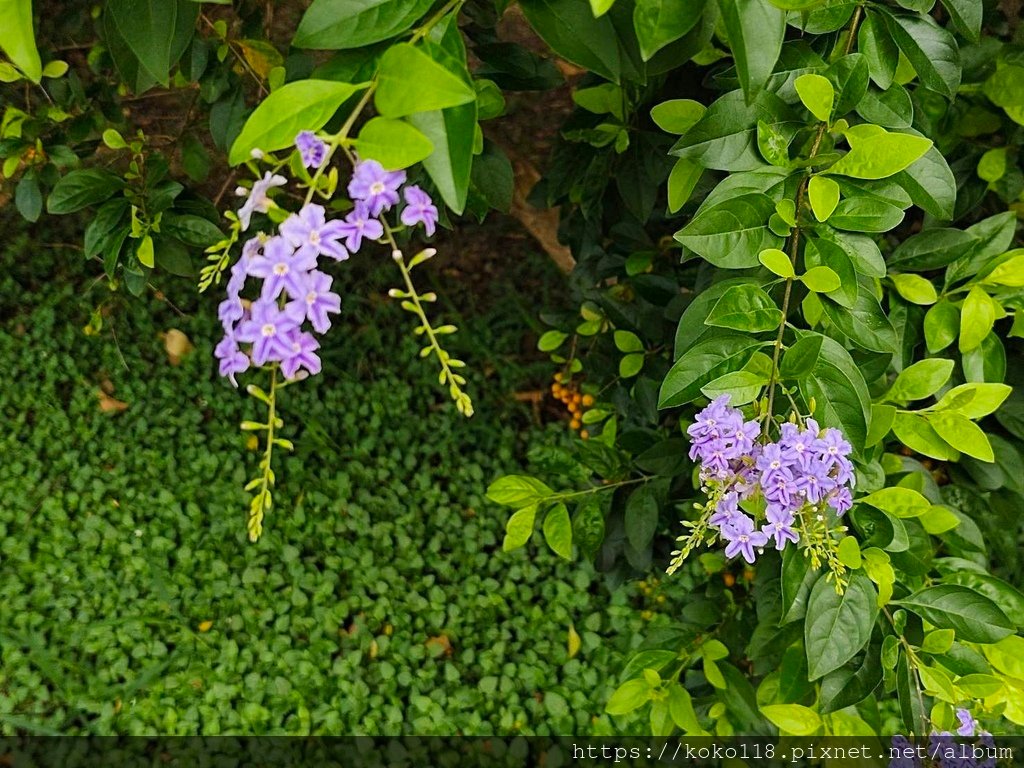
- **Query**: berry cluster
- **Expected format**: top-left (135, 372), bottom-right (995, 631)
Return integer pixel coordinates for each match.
top-left (549, 373), bottom-right (594, 438)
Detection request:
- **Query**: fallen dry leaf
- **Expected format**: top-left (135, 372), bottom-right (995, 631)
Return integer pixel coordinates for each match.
top-left (426, 634), bottom-right (453, 657)
top-left (97, 390), bottom-right (129, 414)
top-left (162, 328), bottom-right (194, 366)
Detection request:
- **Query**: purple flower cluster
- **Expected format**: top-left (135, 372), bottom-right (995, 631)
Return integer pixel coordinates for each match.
top-left (686, 395), bottom-right (855, 564)
top-left (217, 141), bottom-right (442, 386)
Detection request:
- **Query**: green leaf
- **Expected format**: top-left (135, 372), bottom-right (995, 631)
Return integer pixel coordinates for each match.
top-left (758, 247), bottom-right (794, 278)
top-left (667, 684), bottom-right (702, 733)
top-left (675, 193), bottom-right (782, 269)
top-left (670, 90), bottom-right (788, 172)
top-left (927, 412), bottom-right (993, 462)
top-left (106, 0), bottom-right (196, 87)
top-left (828, 197), bottom-right (905, 233)
top-left (805, 572), bottom-right (878, 680)
top-left (660, 334), bottom-right (762, 408)
top-left (543, 502), bottom-right (573, 560)
top-left (14, 173), bottom-right (41, 222)
top-left (897, 585), bottom-right (1014, 644)
top-left (606, 678), bottom-right (651, 715)
top-left (804, 237), bottom-right (857, 308)
top-left (408, 103), bottom-right (476, 214)
top-left (538, 330), bottom-right (568, 352)
top-left (354, 117), bottom-right (433, 170)
top-left (719, 0), bottom-right (786, 102)
top-left (808, 176), bottom-right (840, 222)
top-left (800, 266), bottom-right (840, 293)
top-left (161, 213), bottom-right (224, 248)
top-left (959, 286), bottom-right (996, 353)
top-left (924, 300), bottom-right (959, 353)
top-left (46, 169), bottom-right (125, 214)
top-left (701, 370), bottom-right (768, 406)
top-left (895, 147), bottom-right (957, 221)
top-left (667, 159), bottom-right (702, 213)
top-left (819, 645), bottom-right (883, 713)
top-left (519, 0), bottom-right (622, 82)
top-left (706, 284), bottom-right (782, 332)
top-left (837, 536), bottom-right (862, 569)
top-left (293, 0), bottom-right (434, 49)
top-left (860, 487), bottom-right (930, 518)
top-left (983, 251), bottom-right (1024, 287)
top-left (858, 11), bottom-right (897, 89)
top-left (503, 505), bottom-right (537, 551)
top-left (625, 485), bottom-right (658, 551)
top-left (486, 475), bottom-right (555, 507)
top-left (983, 64), bottom-right (1024, 109)
top-left (946, 572), bottom-right (1024, 628)
top-left (229, 80), bottom-right (367, 164)
top-left (650, 99), bottom-right (706, 134)
top-left (799, 335), bottom-right (870, 449)
top-left (866, 404), bottom-right (896, 447)
top-left (376, 44), bottom-right (475, 118)
top-left (892, 412), bottom-right (959, 461)
top-left (940, 0), bottom-right (981, 40)
top-left (881, 11), bottom-right (961, 99)
top-left (614, 330), bottom-right (644, 353)
top-left (886, 359), bottom-right (954, 402)
top-left (794, 74), bottom-right (834, 123)
top-left (619, 353), bottom-right (645, 378)
top-left (827, 130), bottom-right (932, 180)
top-left (0, 0), bottom-right (41, 82)
top-left (820, 291), bottom-right (898, 353)
top-left (862, 547), bottom-right (895, 605)
top-left (780, 334), bottom-right (822, 379)
top-left (760, 704), bottom-right (822, 735)
top-left (136, 234), bottom-right (155, 269)
top-left (920, 629), bottom-right (955, 654)
top-left (633, 0), bottom-right (705, 61)
top-left (933, 383), bottom-right (1011, 418)
top-left (891, 274), bottom-right (937, 306)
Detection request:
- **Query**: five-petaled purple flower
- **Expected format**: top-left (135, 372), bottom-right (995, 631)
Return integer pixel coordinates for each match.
top-left (280, 330), bottom-right (322, 379)
top-left (348, 159), bottom-right (406, 216)
top-left (295, 130), bottom-right (327, 169)
top-left (236, 298), bottom-right (305, 366)
top-left (401, 185), bottom-right (439, 236)
top-left (280, 203), bottom-right (350, 261)
top-left (338, 201), bottom-right (384, 252)
top-left (246, 236), bottom-right (318, 302)
top-left (721, 513), bottom-right (768, 564)
top-left (300, 270), bottom-right (342, 334)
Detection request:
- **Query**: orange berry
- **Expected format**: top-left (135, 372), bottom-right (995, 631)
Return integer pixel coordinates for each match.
top-left (582, 394), bottom-right (595, 406)
top-left (572, 393), bottom-right (582, 404)
top-left (723, 573), bottom-right (736, 587)
top-left (743, 569), bottom-right (755, 582)
top-left (580, 430), bottom-right (589, 440)
top-left (569, 418), bottom-right (582, 430)
top-left (553, 372), bottom-right (563, 383)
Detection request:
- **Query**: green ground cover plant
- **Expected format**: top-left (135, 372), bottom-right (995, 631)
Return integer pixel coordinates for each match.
top-left (0, 218), bottom-right (679, 735)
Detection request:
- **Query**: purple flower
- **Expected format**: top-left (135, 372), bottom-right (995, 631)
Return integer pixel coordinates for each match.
top-left (888, 736), bottom-right (920, 768)
top-left (828, 485), bottom-right (853, 515)
top-left (348, 159), bottom-right (406, 216)
top-left (708, 491), bottom-right (741, 528)
top-left (295, 130), bottom-right (327, 169)
top-left (756, 443), bottom-right (788, 481)
top-left (721, 513), bottom-right (768, 564)
top-left (762, 467), bottom-right (798, 509)
top-left (400, 185), bottom-right (439, 236)
top-left (762, 505), bottom-right (799, 549)
top-left (280, 203), bottom-right (350, 261)
top-left (236, 298), bottom-right (305, 365)
top-left (300, 270), bottom-right (342, 334)
top-left (794, 459), bottom-right (835, 504)
top-left (780, 424), bottom-right (815, 469)
top-left (280, 330), bottom-right (322, 380)
top-left (218, 296), bottom-right (244, 332)
top-left (246, 237), bottom-right (317, 301)
top-left (338, 201), bottom-right (384, 253)
top-left (956, 708), bottom-right (976, 738)
top-left (237, 172), bottom-right (286, 231)
top-left (215, 333), bottom-right (250, 387)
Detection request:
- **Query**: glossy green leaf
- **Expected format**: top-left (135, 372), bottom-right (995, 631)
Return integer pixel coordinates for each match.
top-left (408, 102), bottom-right (476, 214)
top-left (706, 284), bottom-right (782, 332)
top-left (898, 585), bottom-right (1014, 644)
top-left (720, 0), bottom-right (786, 102)
top-left (229, 80), bottom-right (367, 164)
top-left (892, 412), bottom-right (959, 461)
top-left (820, 291), bottom-right (898, 353)
top-left (934, 383), bottom-right (1011, 418)
top-left (827, 130), bottom-right (931, 180)
top-left (633, 0), bottom-right (705, 61)
top-left (650, 99), bottom-right (706, 134)
top-left (106, 0), bottom-right (197, 87)
top-left (376, 44), bottom-right (475, 118)
top-left (660, 334), bottom-right (762, 408)
top-left (800, 266), bottom-right (841, 293)
top-left (800, 335), bottom-right (870, 449)
top-left (858, 11), bottom-right (897, 90)
top-left (543, 502), bottom-right (573, 560)
top-left (805, 572), bottom-right (878, 680)
top-left (503, 505), bottom-right (537, 551)
top-left (891, 274), bottom-right (937, 306)
top-left (0, 0), bottom-right (41, 81)
top-left (760, 704), bottom-right (822, 735)
top-left (667, 159), bottom-right (702, 213)
top-left (885, 359), bottom-right (954, 402)
top-left (928, 412), bottom-right (994, 462)
top-left (46, 170), bottom-right (125, 214)
top-left (519, 0), bottom-right (622, 82)
top-left (808, 176), bottom-right (839, 222)
top-left (794, 73), bottom-right (834, 123)
top-left (675, 193), bottom-right (782, 269)
top-left (882, 11), bottom-right (961, 99)
top-left (959, 286), bottom-right (996, 353)
top-left (486, 475), bottom-right (555, 507)
top-left (780, 334), bottom-right (822, 379)
top-left (354, 117), bottom-right (433, 170)
top-left (924, 300), bottom-right (959, 353)
top-left (860, 487), bottom-right (930, 518)
top-left (293, 0), bottom-right (434, 49)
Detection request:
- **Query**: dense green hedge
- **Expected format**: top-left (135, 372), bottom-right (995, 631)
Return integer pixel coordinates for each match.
top-left (0, 220), bottom-right (672, 735)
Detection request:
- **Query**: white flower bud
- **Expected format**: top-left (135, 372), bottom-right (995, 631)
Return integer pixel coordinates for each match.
top-left (250, 148), bottom-right (264, 160)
